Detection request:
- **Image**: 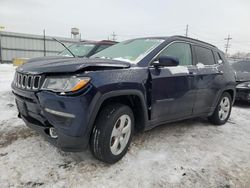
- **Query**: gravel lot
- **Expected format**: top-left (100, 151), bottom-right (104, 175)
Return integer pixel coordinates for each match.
top-left (0, 64), bottom-right (250, 188)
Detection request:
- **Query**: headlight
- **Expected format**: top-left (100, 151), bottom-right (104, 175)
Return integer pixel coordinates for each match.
top-left (41, 76), bottom-right (90, 93)
top-left (236, 82), bottom-right (250, 89)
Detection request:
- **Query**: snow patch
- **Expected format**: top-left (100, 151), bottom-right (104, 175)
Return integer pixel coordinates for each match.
top-left (167, 66), bottom-right (189, 74)
top-left (196, 62), bottom-right (205, 69)
top-left (113, 57), bottom-right (131, 63)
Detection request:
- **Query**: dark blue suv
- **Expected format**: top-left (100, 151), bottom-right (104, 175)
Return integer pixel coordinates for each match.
top-left (12, 36), bottom-right (236, 163)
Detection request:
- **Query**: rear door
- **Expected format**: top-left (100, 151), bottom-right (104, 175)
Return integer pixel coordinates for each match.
top-left (192, 46), bottom-right (224, 115)
top-left (149, 42), bottom-right (197, 123)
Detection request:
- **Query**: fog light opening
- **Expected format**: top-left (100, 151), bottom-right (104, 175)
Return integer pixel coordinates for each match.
top-left (49, 128), bottom-right (58, 139)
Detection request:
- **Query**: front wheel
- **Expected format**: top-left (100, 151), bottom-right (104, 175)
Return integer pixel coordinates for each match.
top-left (208, 92), bottom-right (232, 125)
top-left (90, 103), bottom-right (134, 164)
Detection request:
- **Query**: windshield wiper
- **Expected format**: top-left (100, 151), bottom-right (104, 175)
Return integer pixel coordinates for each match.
top-left (52, 38), bottom-right (77, 57)
top-left (93, 56), bottom-right (110, 59)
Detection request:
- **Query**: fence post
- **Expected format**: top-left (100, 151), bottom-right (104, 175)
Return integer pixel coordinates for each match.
top-left (0, 31), bottom-right (2, 64)
top-left (43, 29), bottom-right (46, 56)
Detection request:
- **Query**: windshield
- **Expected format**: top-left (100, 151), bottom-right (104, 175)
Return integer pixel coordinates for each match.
top-left (59, 43), bottom-right (95, 57)
top-left (232, 61), bottom-right (250, 72)
top-left (91, 38), bottom-right (164, 64)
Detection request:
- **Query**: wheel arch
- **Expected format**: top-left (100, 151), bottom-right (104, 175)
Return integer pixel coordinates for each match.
top-left (86, 90), bottom-right (149, 140)
top-left (214, 87), bottom-right (236, 107)
top-left (224, 89), bottom-right (235, 102)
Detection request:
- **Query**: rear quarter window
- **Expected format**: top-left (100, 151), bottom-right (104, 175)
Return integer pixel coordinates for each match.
top-left (194, 46), bottom-right (215, 65)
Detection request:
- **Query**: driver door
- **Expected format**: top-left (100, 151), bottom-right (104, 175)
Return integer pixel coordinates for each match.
top-left (149, 42), bottom-right (197, 123)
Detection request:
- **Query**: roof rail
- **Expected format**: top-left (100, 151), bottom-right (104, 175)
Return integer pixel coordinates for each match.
top-left (173, 35), bottom-right (217, 48)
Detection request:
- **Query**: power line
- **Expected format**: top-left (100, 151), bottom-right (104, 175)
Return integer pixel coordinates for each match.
top-left (224, 34), bottom-right (232, 55)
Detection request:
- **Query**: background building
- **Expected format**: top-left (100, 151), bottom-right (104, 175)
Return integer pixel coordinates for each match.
top-left (0, 31), bottom-right (79, 64)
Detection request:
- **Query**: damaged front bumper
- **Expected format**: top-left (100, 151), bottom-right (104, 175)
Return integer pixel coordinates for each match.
top-left (12, 84), bottom-right (97, 152)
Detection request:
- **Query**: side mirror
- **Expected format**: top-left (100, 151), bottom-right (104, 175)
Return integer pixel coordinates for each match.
top-left (152, 56), bottom-right (179, 67)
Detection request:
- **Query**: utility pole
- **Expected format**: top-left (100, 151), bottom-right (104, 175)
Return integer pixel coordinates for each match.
top-left (185, 24), bottom-right (189, 37)
top-left (111, 32), bottom-right (117, 41)
top-left (224, 34), bottom-right (232, 56)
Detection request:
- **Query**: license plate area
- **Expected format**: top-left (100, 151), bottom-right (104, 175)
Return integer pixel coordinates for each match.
top-left (16, 99), bottom-right (28, 116)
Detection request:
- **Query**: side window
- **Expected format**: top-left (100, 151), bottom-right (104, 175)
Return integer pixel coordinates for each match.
top-left (213, 51), bottom-right (224, 64)
top-left (95, 44), bottom-right (111, 53)
top-left (194, 46), bottom-right (215, 65)
top-left (158, 42), bottom-right (192, 66)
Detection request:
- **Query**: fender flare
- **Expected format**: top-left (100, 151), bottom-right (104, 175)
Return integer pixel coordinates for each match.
top-left (211, 85), bottom-right (236, 111)
top-left (85, 89), bottom-right (149, 139)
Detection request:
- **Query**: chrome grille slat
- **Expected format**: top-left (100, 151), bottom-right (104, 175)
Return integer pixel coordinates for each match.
top-left (22, 75), bottom-right (27, 89)
top-left (14, 72), bottom-right (42, 91)
top-left (27, 76), bottom-right (32, 89)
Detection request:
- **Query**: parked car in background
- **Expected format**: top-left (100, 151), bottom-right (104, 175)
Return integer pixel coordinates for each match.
top-left (59, 40), bottom-right (118, 57)
top-left (231, 60), bottom-right (250, 102)
top-left (12, 40), bottom-right (117, 67)
top-left (12, 36), bottom-right (235, 164)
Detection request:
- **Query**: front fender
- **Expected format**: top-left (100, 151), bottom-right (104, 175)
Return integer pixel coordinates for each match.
top-left (85, 89), bottom-right (149, 140)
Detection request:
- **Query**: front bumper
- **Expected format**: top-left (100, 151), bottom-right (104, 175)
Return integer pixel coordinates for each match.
top-left (236, 88), bottom-right (250, 101)
top-left (12, 84), bottom-right (98, 151)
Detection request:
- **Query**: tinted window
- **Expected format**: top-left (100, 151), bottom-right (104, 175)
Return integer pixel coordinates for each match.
top-left (158, 42), bottom-right (192, 66)
top-left (213, 51), bottom-right (223, 63)
top-left (232, 61), bottom-right (250, 72)
top-left (194, 46), bottom-right (215, 65)
top-left (95, 44), bottom-right (111, 53)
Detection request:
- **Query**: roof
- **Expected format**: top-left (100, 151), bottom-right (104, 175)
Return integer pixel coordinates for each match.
top-left (171, 35), bottom-right (217, 48)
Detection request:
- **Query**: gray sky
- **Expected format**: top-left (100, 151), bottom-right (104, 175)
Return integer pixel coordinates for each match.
top-left (0, 0), bottom-right (250, 54)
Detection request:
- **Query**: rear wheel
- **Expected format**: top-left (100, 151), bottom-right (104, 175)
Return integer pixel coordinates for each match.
top-left (90, 103), bottom-right (134, 164)
top-left (208, 92), bottom-right (232, 125)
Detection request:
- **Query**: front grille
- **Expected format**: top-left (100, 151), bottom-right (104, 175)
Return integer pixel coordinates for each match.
top-left (13, 72), bottom-right (43, 91)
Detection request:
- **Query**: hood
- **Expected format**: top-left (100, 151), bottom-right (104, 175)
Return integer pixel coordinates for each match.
top-left (235, 71), bottom-right (250, 82)
top-left (16, 56), bottom-right (130, 74)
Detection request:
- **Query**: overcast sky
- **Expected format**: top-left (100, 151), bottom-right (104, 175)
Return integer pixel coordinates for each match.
top-left (0, 0), bottom-right (250, 54)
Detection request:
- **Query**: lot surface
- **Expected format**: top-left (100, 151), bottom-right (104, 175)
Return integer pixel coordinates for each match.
top-left (0, 64), bottom-right (250, 188)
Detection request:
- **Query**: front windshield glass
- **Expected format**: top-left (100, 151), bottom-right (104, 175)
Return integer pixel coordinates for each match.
top-left (59, 43), bottom-right (95, 57)
top-left (91, 38), bottom-right (164, 64)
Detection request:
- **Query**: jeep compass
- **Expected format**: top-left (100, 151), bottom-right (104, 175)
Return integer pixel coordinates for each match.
top-left (12, 36), bottom-right (236, 163)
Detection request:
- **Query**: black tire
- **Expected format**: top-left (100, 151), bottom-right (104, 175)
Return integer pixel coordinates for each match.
top-left (90, 103), bottom-right (134, 164)
top-left (208, 92), bottom-right (232, 125)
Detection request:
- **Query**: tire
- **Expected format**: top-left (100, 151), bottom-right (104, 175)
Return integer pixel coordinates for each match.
top-left (90, 103), bottom-right (134, 164)
top-left (208, 92), bottom-right (232, 125)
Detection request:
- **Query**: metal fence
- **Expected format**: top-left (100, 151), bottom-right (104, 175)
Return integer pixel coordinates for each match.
top-left (0, 31), bottom-right (79, 63)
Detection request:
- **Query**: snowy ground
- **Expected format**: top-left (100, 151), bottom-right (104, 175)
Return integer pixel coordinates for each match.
top-left (0, 64), bottom-right (250, 188)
